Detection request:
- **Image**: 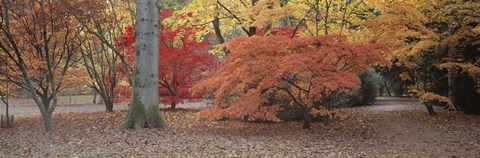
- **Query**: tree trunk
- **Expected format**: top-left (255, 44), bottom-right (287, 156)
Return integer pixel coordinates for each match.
top-left (383, 81), bottom-right (392, 97)
top-left (248, 27), bottom-right (257, 37)
top-left (40, 95), bottom-right (51, 111)
top-left (212, 17), bottom-right (225, 44)
top-left (426, 105), bottom-right (436, 115)
top-left (212, 16), bottom-right (230, 56)
top-left (105, 98), bottom-right (114, 112)
top-left (42, 113), bottom-right (54, 132)
top-left (447, 71), bottom-right (458, 110)
top-left (302, 106), bottom-right (312, 129)
top-left (120, 0), bottom-right (167, 129)
top-left (92, 87), bottom-right (97, 104)
top-left (4, 63), bottom-right (10, 128)
top-left (170, 102), bottom-right (176, 109)
top-left (6, 103), bottom-right (10, 128)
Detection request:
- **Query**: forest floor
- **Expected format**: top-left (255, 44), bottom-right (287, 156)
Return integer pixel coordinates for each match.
top-left (1, 97), bottom-right (479, 157)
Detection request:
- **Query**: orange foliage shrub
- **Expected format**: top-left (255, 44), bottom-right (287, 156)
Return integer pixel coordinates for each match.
top-left (193, 34), bottom-right (390, 128)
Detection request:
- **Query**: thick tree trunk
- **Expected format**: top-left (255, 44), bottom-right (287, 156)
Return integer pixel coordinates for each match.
top-left (120, 0), bottom-right (167, 129)
top-left (40, 95), bottom-right (51, 110)
top-left (42, 113), bottom-right (54, 132)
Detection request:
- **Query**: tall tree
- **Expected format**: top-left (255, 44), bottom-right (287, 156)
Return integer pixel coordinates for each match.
top-left (120, 0), bottom-right (167, 129)
top-left (115, 11), bottom-right (217, 109)
top-left (433, 0), bottom-right (480, 113)
top-left (0, 0), bottom-right (83, 132)
top-left (68, 0), bottom-right (137, 112)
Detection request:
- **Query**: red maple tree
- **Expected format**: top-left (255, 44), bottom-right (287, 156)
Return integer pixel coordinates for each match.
top-left (114, 11), bottom-right (217, 109)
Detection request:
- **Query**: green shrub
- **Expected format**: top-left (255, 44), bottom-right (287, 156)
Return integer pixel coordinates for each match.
top-left (326, 70), bottom-right (382, 107)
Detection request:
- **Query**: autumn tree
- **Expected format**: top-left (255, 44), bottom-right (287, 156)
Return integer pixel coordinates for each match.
top-left (433, 1), bottom-right (480, 113)
top-left (65, 0), bottom-right (133, 112)
top-left (79, 35), bottom-right (120, 112)
top-left (0, 0), bottom-right (83, 131)
top-left (175, 0), bottom-right (373, 57)
top-left (71, 0), bottom-right (136, 86)
top-left (193, 34), bottom-right (390, 129)
top-left (288, 0), bottom-right (371, 37)
top-left (363, 0), bottom-right (479, 114)
top-left (120, 0), bottom-right (167, 129)
top-left (172, 0), bottom-right (300, 56)
top-left (360, 1), bottom-right (437, 99)
top-left (116, 11), bottom-right (217, 109)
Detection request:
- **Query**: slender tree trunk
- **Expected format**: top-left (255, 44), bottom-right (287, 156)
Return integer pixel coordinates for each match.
top-left (447, 71), bottom-right (458, 110)
top-left (383, 81), bottom-right (392, 97)
top-left (302, 107), bottom-right (312, 129)
top-left (4, 64), bottom-right (10, 127)
top-left (212, 17), bottom-right (225, 44)
top-left (324, 0), bottom-right (331, 35)
top-left (170, 102), bottom-right (176, 109)
top-left (6, 107), bottom-right (9, 128)
top-left (120, 0), bottom-right (167, 129)
top-left (212, 16), bottom-right (230, 56)
top-left (426, 105), bottom-right (436, 115)
top-left (92, 87), bottom-right (97, 104)
top-left (41, 0), bottom-right (59, 132)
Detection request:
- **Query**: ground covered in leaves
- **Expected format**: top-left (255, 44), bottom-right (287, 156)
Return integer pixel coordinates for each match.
top-left (1, 97), bottom-right (479, 157)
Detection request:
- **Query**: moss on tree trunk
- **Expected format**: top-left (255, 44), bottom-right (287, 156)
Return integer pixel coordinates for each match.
top-left (121, 94), bottom-right (167, 129)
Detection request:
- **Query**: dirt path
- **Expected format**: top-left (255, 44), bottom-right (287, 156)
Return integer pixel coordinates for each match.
top-left (1, 97), bottom-right (479, 157)
top-left (353, 97), bottom-right (480, 157)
